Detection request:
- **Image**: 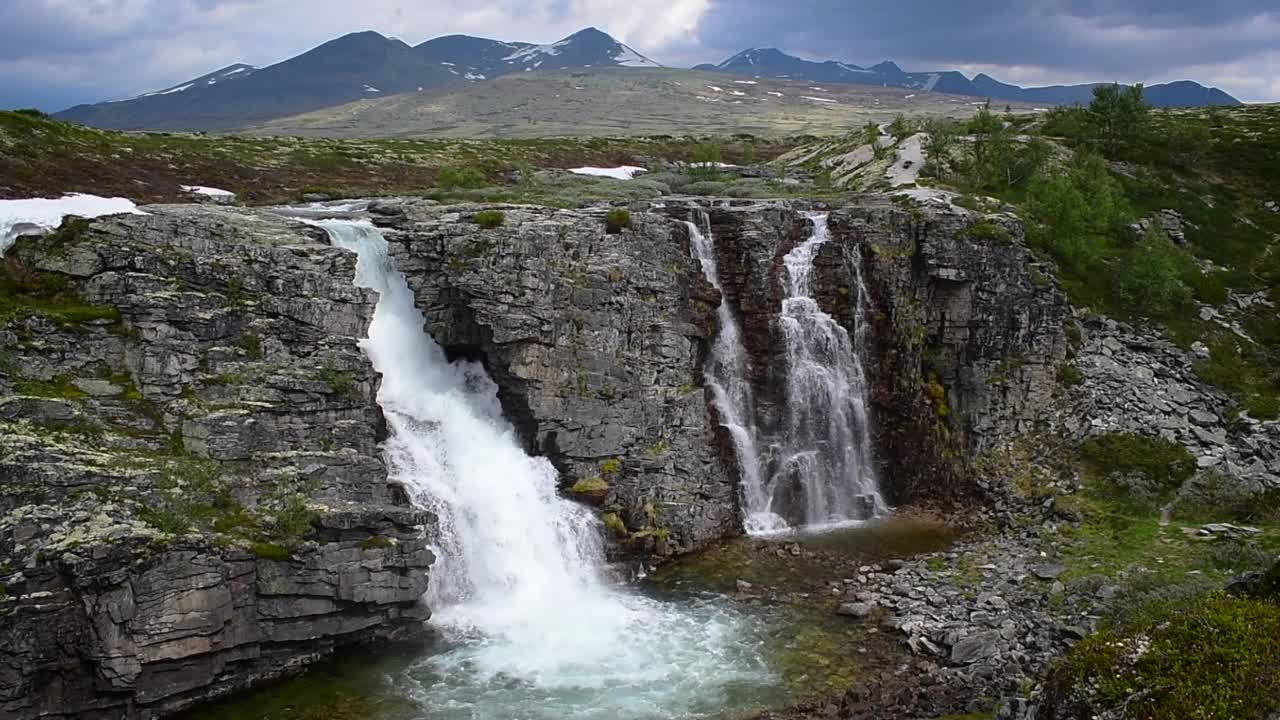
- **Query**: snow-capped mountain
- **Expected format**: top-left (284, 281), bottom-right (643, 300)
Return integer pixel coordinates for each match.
top-left (56, 27), bottom-right (662, 131)
top-left (706, 48), bottom-right (1240, 107)
top-left (138, 64), bottom-right (257, 98)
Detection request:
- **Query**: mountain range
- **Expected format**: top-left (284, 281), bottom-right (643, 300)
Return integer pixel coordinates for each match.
top-left (54, 27), bottom-right (1240, 132)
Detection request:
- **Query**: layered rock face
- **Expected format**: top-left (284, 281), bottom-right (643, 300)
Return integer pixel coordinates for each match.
top-left (684, 198), bottom-right (1068, 505)
top-left (0, 207), bottom-right (432, 719)
top-left (369, 199), bottom-right (739, 555)
top-left (1066, 314), bottom-right (1280, 489)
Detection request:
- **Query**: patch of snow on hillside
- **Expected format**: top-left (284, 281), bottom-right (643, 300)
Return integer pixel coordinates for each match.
top-left (569, 166), bottom-right (648, 180)
top-left (802, 96), bottom-right (838, 103)
top-left (922, 73), bottom-right (941, 92)
top-left (1, 194), bottom-right (146, 256)
top-left (733, 80), bottom-right (758, 85)
top-left (731, 90), bottom-right (747, 96)
top-left (707, 85), bottom-right (724, 92)
top-left (225, 67), bottom-right (249, 75)
top-left (904, 94), bottom-right (916, 99)
top-left (809, 86), bottom-right (828, 91)
top-left (767, 91), bottom-right (784, 97)
top-left (181, 185), bottom-right (235, 197)
top-left (464, 72), bottom-right (486, 80)
top-left (363, 85), bottom-right (381, 92)
top-left (142, 83), bottom-right (194, 97)
top-left (613, 45), bottom-right (660, 67)
top-left (504, 42), bottom-right (564, 64)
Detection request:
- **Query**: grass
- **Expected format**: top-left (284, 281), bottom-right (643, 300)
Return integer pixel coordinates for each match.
top-left (0, 109), bottom-right (806, 206)
top-left (1, 249), bottom-right (122, 329)
top-left (1079, 432), bottom-right (1197, 499)
top-left (1048, 593), bottom-right (1280, 720)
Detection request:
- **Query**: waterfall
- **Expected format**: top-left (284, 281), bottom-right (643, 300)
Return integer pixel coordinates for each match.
top-left (315, 218), bottom-right (771, 720)
top-left (768, 212), bottom-right (885, 530)
top-left (683, 213), bottom-right (782, 534)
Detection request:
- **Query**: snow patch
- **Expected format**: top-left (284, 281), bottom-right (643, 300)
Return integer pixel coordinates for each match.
top-left (707, 85), bottom-right (724, 92)
top-left (613, 45), bottom-right (660, 67)
top-left (142, 83), bottom-right (193, 97)
top-left (802, 96), bottom-right (838, 104)
top-left (903, 94), bottom-right (916, 99)
top-left (767, 91), bottom-right (784, 97)
top-left (922, 73), bottom-right (941, 92)
top-left (1, 194), bottom-right (146, 256)
top-left (731, 90), bottom-right (747, 96)
top-left (363, 85), bottom-right (381, 93)
top-left (181, 185), bottom-right (235, 197)
top-left (569, 166), bottom-right (648, 180)
top-left (733, 80), bottom-right (758, 85)
top-left (464, 72), bottom-right (486, 80)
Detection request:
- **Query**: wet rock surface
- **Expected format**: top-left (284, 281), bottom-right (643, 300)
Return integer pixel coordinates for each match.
top-left (369, 199), bottom-right (740, 555)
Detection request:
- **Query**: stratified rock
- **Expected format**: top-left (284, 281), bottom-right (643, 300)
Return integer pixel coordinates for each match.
top-left (372, 200), bottom-right (738, 554)
top-left (0, 205), bottom-right (432, 719)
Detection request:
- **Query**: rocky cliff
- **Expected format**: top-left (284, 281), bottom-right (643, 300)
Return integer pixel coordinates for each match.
top-left (0, 207), bottom-right (432, 719)
top-left (677, 197), bottom-right (1068, 506)
top-left (369, 199), bottom-right (740, 556)
top-left (0, 194), bottom-right (1076, 717)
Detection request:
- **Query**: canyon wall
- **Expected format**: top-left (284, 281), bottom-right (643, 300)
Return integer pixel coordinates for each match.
top-left (0, 207), bottom-right (432, 719)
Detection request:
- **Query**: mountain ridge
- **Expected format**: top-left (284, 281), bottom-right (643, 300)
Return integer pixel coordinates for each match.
top-left (53, 27), bottom-right (1239, 132)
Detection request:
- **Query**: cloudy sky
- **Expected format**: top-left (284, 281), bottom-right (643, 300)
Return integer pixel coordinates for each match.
top-left (1, 0), bottom-right (1276, 110)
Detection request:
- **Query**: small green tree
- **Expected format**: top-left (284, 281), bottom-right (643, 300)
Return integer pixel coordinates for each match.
top-left (967, 101), bottom-right (1005, 168)
top-left (922, 118), bottom-right (958, 181)
top-left (888, 114), bottom-right (913, 140)
top-left (689, 142), bottom-right (723, 179)
top-left (740, 142), bottom-right (756, 165)
top-left (1088, 83), bottom-right (1150, 157)
top-left (1026, 151), bottom-right (1131, 271)
top-left (1119, 226), bottom-right (1191, 316)
top-left (861, 122), bottom-right (888, 160)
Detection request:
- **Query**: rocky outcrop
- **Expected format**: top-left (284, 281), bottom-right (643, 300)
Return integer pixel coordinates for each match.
top-left (831, 199), bottom-right (1069, 502)
top-left (1063, 313), bottom-right (1280, 489)
top-left (0, 206), bottom-right (432, 719)
top-left (673, 197), bottom-right (1068, 506)
top-left (369, 199), bottom-right (740, 555)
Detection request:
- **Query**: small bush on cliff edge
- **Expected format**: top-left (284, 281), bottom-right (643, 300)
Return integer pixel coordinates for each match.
top-left (605, 209), bottom-right (632, 234)
top-left (473, 210), bottom-right (505, 229)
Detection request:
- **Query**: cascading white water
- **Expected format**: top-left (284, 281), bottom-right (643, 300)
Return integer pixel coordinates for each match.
top-left (768, 212), bottom-right (885, 530)
top-left (317, 219), bottom-right (774, 720)
top-left (683, 214), bottom-right (782, 535)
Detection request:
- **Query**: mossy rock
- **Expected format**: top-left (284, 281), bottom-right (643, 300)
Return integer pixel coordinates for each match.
top-left (568, 476), bottom-right (609, 503)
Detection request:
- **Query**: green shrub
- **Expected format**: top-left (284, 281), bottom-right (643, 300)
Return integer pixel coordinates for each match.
top-left (958, 220), bottom-right (1013, 243)
top-left (317, 365), bottom-right (355, 396)
top-left (1057, 363), bottom-right (1084, 386)
top-left (605, 209), bottom-right (632, 234)
top-left (436, 166), bottom-right (487, 190)
top-left (12, 108), bottom-right (48, 118)
top-left (252, 542), bottom-right (291, 561)
top-left (1118, 226), bottom-right (1192, 316)
top-left (1081, 432), bottom-right (1196, 496)
top-left (1049, 593), bottom-right (1280, 720)
top-left (358, 535), bottom-right (396, 550)
top-left (234, 333), bottom-right (263, 359)
top-left (473, 210), bottom-right (505, 229)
